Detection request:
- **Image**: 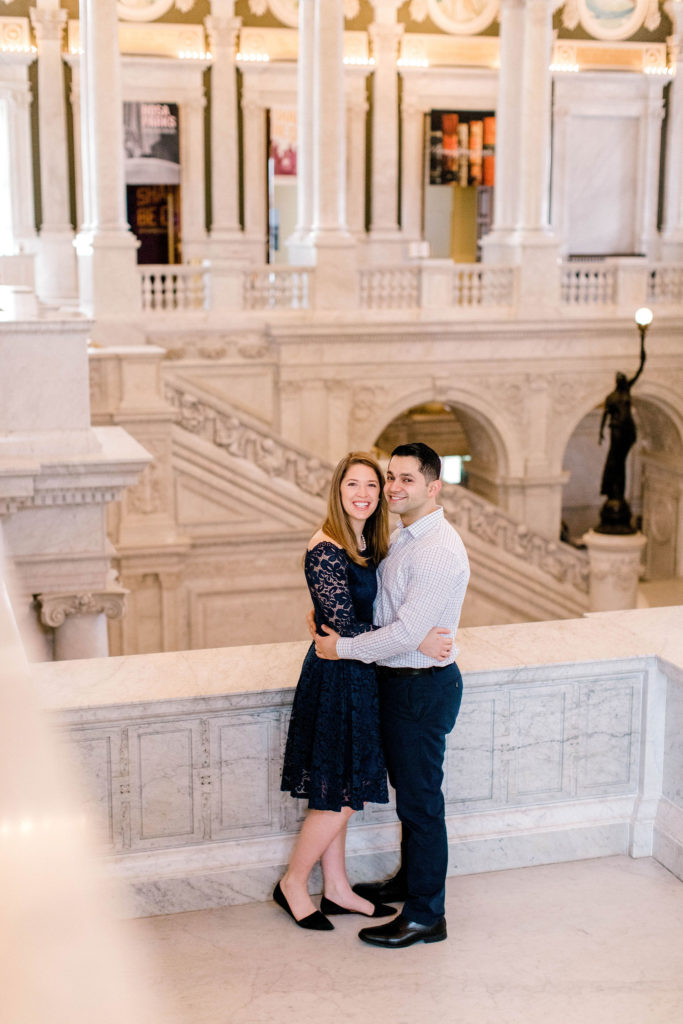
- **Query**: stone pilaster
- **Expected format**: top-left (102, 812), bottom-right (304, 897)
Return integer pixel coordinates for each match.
top-left (30, 3), bottom-right (77, 303)
top-left (240, 86), bottom-right (268, 263)
top-left (400, 87), bottom-right (425, 244)
top-left (179, 95), bottom-right (208, 262)
top-left (661, 2), bottom-right (683, 259)
top-left (205, 8), bottom-right (243, 258)
top-left (74, 0), bottom-right (140, 321)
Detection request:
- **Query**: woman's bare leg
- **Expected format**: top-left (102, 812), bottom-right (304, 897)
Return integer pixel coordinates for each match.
top-left (320, 821), bottom-right (375, 914)
top-left (280, 807), bottom-right (354, 920)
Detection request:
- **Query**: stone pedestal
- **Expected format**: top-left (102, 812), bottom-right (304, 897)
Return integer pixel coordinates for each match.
top-left (582, 530), bottom-right (647, 612)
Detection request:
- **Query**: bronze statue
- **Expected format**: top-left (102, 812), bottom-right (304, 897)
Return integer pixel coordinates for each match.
top-left (597, 332), bottom-right (646, 533)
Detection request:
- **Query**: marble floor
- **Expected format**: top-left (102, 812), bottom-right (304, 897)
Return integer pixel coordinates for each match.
top-left (127, 856), bottom-right (683, 1024)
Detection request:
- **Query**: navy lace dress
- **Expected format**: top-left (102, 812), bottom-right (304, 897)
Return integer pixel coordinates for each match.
top-left (281, 541), bottom-right (389, 812)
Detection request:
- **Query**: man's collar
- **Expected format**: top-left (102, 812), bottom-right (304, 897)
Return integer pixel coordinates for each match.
top-left (399, 506), bottom-right (444, 538)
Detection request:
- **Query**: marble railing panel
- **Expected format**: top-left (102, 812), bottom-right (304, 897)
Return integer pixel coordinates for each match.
top-left (211, 711), bottom-right (282, 838)
top-left (577, 676), bottom-right (640, 794)
top-left (128, 719), bottom-right (204, 849)
top-left (444, 691), bottom-right (504, 807)
top-left (70, 730), bottom-right (116, 849)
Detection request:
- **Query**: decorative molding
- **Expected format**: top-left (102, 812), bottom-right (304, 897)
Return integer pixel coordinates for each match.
top-left (0, 487), bottom-right (121, 517)
top-left (38, 588), bottom-right (128, 628)
top-left (424, 0), bottom-right (499, 36)
top-left (116, 0), bottom-right (197, 22)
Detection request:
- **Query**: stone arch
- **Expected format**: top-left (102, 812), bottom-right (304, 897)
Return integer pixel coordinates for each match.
top-left (355, 385), bottom-right (514, 507)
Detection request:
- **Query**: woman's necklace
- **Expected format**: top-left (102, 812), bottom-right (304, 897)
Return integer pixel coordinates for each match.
top-left (358, 534), bottom-right (366, 553)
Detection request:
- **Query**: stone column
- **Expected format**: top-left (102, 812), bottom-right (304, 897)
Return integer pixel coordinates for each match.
top-left (179, 96), bottom-right (208, 262)
top-left (205, 4), bottom-right (243, 260)
top-left (241, 78), bottom-right (268, 263)
top-left (287, 0), bottom-right (315, 260)
top-left (661, 4), bottom-right (683, 260)
top-left (38, 589), bottom-right (128, 660)
top-left (30, 2), bottom-right (77, 303)
top-left (582, 531), bottom-right (647, 612)
top-left (74, 0), bottom-right (140, 321)
top-left (346, 74), bottom-right (369, 238)
top-left (400, 85), bottom-right (425, 244)
top-left (296, 0), bottom-right (357, 308)
top-left (482, 0), bottom-right (525, 252)
top-left (482, 0), bottom-right (559, 315)
top-left (6, 73), bottom-right (37, 255)
top-left (367, 1), bottom-right (404, 261)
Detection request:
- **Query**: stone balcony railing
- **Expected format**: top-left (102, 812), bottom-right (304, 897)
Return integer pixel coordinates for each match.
top-left (136, 258), bottom-right (683, 318)
top-left (32, 606), bottom-right (683, 918)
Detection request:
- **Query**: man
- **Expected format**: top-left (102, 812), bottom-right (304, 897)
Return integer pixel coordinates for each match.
top-left (314, 442), bottom-right (470, 948)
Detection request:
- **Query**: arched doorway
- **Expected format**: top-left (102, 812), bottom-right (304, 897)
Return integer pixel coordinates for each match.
top-left (372, 400), bottom-right (505, 507)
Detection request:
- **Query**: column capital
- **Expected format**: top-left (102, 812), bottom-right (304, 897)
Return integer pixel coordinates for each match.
top-left (204, 14), bottom-right (242, 51)
top-left (29, 6), bottom-right (67, 45)
top-left (368, 21), bottom-right (404, 59)
top-left (38, 588), bottom-right (129, 628)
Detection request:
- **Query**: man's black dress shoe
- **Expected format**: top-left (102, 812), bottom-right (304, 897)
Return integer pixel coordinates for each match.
top-left (352, 875), bottom-right (408, 904)
top-left (320, 895), bottom-right (397, 918)
top-left (358, 914), bottom-right (447, 948)
top-left (273, 882), bottom-right (334, 931)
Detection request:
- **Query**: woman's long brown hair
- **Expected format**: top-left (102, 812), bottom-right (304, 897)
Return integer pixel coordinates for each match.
top-left (321, 452), bottom-right (389, 567)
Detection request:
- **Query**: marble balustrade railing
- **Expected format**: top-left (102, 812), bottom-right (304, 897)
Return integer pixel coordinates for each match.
top-left (138, 262), bottom-right (210, 312)
top-left (32, 607), bottom-right (683, 917)
top-left (164, 376), bottom-right (333, 499)
top-left (439, 484), bottom-right (589, 597)
top-left (136, 258), bottom-right (683, 316)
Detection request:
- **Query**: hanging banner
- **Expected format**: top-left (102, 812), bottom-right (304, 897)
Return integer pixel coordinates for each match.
top-left (123, 102), bottom-right (181, 185)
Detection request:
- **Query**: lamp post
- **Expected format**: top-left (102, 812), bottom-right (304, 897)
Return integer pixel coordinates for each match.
top-left (634, 305), bottom-right (653, 351)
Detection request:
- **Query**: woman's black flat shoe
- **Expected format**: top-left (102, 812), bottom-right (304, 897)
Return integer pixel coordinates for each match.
top-left (320, 895), bottom-right (397, 918)
top-left (274, 882), bottom-right (334, 931)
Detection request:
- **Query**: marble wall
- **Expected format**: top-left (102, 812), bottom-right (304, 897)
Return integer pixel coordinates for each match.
top-left (33, 607), bottom-right (683, 917)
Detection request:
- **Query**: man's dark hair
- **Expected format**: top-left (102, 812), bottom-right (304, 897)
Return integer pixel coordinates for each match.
top-left (390, 442), bottom-right (442, 483)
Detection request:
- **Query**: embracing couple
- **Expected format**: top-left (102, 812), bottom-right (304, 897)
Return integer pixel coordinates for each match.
top-left (275, 442), bottom-right (470, 948)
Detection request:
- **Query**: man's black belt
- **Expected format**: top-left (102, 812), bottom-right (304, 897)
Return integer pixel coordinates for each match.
top-left (376, 664), bottom-right (451, 677)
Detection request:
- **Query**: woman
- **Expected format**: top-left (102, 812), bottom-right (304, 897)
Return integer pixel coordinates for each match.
top-left (276, 452), bottom-right (451, 930)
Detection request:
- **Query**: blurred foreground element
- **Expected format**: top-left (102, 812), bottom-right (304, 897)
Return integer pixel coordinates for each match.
top-left (0, 530), bottom-right (177, 1024)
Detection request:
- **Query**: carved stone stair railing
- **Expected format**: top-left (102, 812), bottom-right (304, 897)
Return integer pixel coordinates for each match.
top-left (440, 483), bottom-right (589, 621)
top-left (165, 373), bottom-right (589, 623)
top-left (163, 375), bottom-right (333, 501)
